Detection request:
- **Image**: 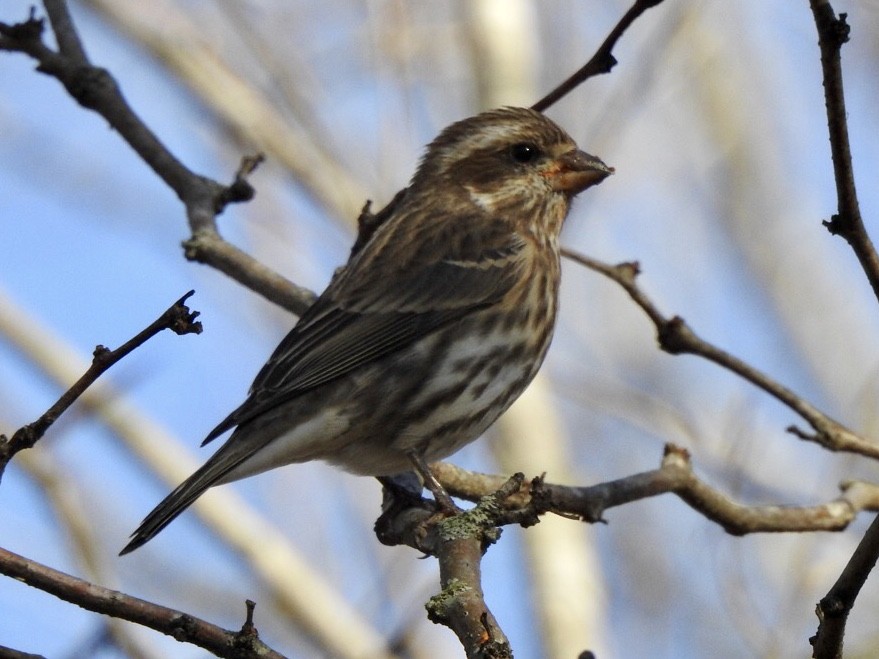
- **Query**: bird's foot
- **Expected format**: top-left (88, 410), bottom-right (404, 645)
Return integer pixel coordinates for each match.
top-left (407, 450), bottom-right (461, 515)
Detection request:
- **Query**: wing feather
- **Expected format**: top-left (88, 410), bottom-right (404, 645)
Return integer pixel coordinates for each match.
top-left (203, 217), bottom-right (526, 445)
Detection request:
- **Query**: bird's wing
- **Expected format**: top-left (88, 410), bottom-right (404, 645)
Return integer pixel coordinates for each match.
top-left (202, 220), bottom-right (527, 444)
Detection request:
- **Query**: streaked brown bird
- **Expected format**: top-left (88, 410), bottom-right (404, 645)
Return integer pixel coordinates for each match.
top-left (121, 107), bottom-right (612, 554)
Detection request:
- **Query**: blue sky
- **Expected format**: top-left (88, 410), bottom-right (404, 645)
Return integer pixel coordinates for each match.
top-left (2, 1), bottom-right (879, 657)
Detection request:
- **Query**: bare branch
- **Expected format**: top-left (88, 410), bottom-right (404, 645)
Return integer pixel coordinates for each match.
top-left (0, 546), bottom-right (284, 659)
top-left (0, 284), bottom-right (394, 659)
top-left (84, 0), bottom-right (370, 226)
top-left (183, 223), bottom-right (316, 316)
top-left (379, 449), bottom-right (879, 655)
top-left (811, 515), bottom-right (879, 659)
top-left (0, 5), bottom-right (314, 315)
top-left (561, 249), bottom-right (879, 460)
top-left (808, 1), bottom-right (879, 304)
top-left (532, 0), bottom-right (667, 112)
top-left (377, 476), bottom-right (534, 658)
top-left (433, 447), bottom-right (879, 535)
top-left (0, 291), bottom-right (201, 479)
top-left (43, 0), bottom-right (87, 62)
top-left (0, 644), bottom-right (44, 659)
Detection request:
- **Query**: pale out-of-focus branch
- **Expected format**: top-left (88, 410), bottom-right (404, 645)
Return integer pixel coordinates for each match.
top-left (493, 379), bottom-right (610, 657)
top-left (15, 448), bottom-right (158, 658)
top-left (83, 0), bottom-right (371, 226)
top-left (467, 2), bottom-right (610, 655)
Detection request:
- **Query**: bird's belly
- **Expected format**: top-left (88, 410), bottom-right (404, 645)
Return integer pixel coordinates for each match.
top-left (222, 406), bottom-right (353, 481)
top-left (331, 275), bottom-right (558, 474)
top-left (229, 304), bottom-right (555, 479)
top-left (389, 304), bottom-right (555, 460)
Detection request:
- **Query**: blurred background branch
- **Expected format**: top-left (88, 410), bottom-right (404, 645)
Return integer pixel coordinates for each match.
top-left (2, 0), bottom-right (879, 657)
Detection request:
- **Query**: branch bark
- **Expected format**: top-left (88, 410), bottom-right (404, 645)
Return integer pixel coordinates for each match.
top-left (811, 514), bottom-right (879, 659)
top-left (0, 547), bottom-right (285, 659)
top-left (532, 0), bottom-right (667, 112)
top-left (434, 446), bottom-right (879, 535)
top-left (378, 475), bottom-right (541, 658)
top-left (561, 249), bottom-right (879, 460)
top-left (0, 291), bottom-right (201, 479)
top-left (808, 1), bottom-right (879, 304)
top-left (0, 4), bottom-right (313, 315)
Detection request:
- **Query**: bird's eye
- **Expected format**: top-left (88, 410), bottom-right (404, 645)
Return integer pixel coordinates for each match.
top-left (509, 142), bottom-right (541, 164)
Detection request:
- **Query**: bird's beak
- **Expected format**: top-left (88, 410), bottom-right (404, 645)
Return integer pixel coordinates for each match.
top-left (547, 149), bottom-right (614, 195)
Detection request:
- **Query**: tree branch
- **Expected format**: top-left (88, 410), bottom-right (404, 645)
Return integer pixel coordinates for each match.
top-left (0, 291), bottom-right (201, 479)
top-left (42, 0), bottom-right (87, 61)
top-left (532, 0), bottom-right (666, 112)
top-left (0, 3), bottom-right (313, 315)
top-left (0, 644), bottom-right (44, 659)
top-left (561, 249), bottom-right (879, 460)
top-left (377, 446), bottom-right (879, 655)
top-left (377, 475), bottom-right (541, 658)
top-left (811, 514), bottom-right (879, 659)
top-left (0, 283), bottom-right (396, 659)
top-left (808, 1), bottom-right (879, 304)
top-left (0, 547), bottom-right (284, 659)
top-left (433, 446), bottom-right (879, 535)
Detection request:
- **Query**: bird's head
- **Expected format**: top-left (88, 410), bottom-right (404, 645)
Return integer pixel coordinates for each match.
top-left (411, 107), bottom-right (613, 218)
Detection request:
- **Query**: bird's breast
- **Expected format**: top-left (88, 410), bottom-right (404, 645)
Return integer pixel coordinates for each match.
top-left (385, 248), bottom-right (561, 461)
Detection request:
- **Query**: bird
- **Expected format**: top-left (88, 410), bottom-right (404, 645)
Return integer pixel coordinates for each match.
top-left (120, 106), bottom-right (612, 555)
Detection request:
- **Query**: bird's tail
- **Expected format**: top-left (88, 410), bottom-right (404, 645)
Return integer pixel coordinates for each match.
top-left (119, 444), bottom-right (246, 555)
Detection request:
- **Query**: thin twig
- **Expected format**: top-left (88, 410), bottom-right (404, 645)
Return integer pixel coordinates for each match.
top-left (532, 0), bottom-right (666, 112)
top-left (0, 546), bottom-right (284, 659)
top-left (0, 284), bottom-right (395, 659)
top-left (808, 1), bottom-right (879, 303)
top-left (561, 248), bottom-right (879, 460)
top-left (0, 291), bottom-right (201, 478)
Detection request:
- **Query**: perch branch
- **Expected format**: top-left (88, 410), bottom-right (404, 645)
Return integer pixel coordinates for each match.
top-left (377, 475), bottom-right (545, 658)
top-left (433, 445), bottom-right (879, 535)
top-left (379, 448), bottom-right (879, 655)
